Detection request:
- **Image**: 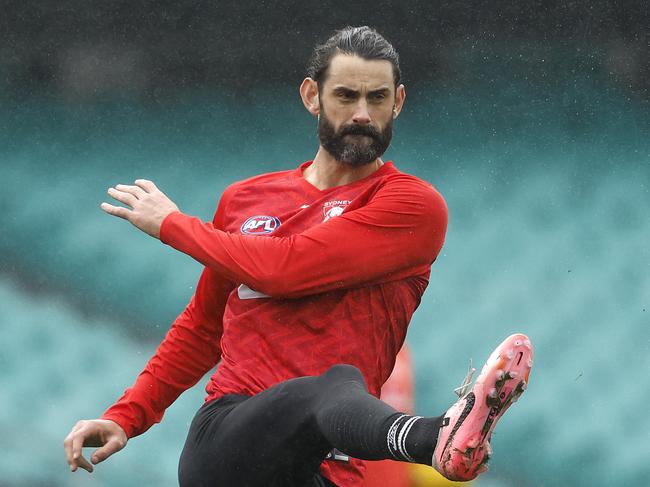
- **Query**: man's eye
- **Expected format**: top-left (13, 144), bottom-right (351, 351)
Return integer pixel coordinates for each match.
top-left (370, 93), bottom-right (386, 101)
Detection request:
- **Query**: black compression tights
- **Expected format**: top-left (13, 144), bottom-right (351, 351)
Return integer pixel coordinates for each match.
top-left (178, 364), bottom-right (443, 487)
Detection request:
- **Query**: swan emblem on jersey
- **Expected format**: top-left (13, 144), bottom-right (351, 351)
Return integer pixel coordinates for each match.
top-left (241, 215), bottom-right (281, 234)
top-left (323, 200), bottom-right (351, 222)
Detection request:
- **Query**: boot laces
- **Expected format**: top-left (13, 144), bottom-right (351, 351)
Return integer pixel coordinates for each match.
top-left (453, 359), bottom-right (476, 398)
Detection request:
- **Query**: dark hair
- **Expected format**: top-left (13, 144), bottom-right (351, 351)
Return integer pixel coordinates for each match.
top-left (307, 26), bottom-right (401, 88)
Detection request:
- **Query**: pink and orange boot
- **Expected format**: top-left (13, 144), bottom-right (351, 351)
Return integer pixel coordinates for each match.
top-left (432, 333), bottom-right (533, 481)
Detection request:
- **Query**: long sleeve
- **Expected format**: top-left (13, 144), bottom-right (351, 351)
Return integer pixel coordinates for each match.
top-left (101, 195), bottom-right (236, 438)
top-left (159, 175), bottom-right (447, 299)
top-left (101, 268), bottom-right (235, 438)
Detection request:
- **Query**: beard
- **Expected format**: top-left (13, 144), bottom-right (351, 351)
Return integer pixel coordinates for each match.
top-left (317, 108), bottom-right (393, 167)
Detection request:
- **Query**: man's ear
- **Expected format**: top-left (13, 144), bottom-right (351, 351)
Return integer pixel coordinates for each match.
top-left (392, 84), bottom-right (406, 119)
top-left (299, 78), bottom-right (320, 117)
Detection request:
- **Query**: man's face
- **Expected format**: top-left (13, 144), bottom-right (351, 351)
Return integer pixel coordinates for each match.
top-left (317, 54), bottom-right (398, 166)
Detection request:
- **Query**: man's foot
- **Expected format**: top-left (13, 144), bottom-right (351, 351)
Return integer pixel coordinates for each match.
top-left (432, 333), bottom-right (533, 481)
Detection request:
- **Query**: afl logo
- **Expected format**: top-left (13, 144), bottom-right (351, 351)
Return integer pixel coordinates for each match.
top-left (241, 215), bottom-right (281, 234)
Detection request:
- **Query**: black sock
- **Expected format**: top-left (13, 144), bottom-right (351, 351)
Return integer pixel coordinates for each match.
top-left (385, 413), bottom-right (443, 464)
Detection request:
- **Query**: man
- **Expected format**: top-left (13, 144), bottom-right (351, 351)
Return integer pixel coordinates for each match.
top-left (64, 26), bottom-right (533, 486)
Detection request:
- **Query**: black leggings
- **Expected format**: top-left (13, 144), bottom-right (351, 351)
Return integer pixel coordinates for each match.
top-left (178, 364), bottom-right (440, 487)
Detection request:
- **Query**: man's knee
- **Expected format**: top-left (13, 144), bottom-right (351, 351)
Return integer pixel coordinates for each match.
top-left (321, 364), bottom-right (366, 387)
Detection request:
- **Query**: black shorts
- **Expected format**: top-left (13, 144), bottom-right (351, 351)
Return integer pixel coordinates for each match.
top-left (178, 375), bottom-right (341, 487)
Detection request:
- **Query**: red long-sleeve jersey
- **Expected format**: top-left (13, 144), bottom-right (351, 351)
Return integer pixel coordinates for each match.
top-left (101, 160), bottom-right (447, 486)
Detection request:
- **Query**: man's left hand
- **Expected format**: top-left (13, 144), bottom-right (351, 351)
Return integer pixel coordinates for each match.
top-left (101, 179), bottom-right (180, 239)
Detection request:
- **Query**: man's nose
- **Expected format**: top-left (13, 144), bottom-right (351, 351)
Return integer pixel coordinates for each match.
top-left (351, 101), bottom-right (371, 124)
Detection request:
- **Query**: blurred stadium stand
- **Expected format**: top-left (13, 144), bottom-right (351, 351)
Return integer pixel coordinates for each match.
top-left (0, 2), bottom-right (648, 486)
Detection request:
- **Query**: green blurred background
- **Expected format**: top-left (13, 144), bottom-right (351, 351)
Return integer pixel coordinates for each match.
top-left (1, 2), bottom-right (648, 486)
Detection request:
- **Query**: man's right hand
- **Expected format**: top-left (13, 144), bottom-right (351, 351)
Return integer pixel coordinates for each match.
top-left (63, 419), bottom-right (128, 473)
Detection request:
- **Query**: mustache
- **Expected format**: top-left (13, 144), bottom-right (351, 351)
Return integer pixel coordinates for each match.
top-left (339, 124), bottom-right (381, 138)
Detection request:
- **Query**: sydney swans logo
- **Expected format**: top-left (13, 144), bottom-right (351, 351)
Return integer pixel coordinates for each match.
top-left (322, 200), bottom-right (351, 222)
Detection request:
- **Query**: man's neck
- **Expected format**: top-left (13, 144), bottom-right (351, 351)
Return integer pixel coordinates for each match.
top-left (303, 147), bottom-right (384, 191)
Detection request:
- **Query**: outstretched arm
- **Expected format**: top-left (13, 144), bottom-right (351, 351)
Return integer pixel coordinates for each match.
top-left (101, 176), bottom-right (447, 298)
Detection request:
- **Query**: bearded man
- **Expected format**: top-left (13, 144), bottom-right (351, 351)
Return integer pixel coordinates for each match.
top-left (64, 26), bottom-right (532, 487)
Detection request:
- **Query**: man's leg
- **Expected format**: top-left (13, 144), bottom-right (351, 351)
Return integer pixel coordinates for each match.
top-left (178, 333), bottom-right (533, 486)
top-left (294, 333), bottom-right (534, 481)
top-left (178, 365), bottom-right (441, 487)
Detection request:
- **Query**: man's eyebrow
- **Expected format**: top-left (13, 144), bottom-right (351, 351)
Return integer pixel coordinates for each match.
top-left (368, 87), bottom-right (391, 95)
top-left (332, 86), bottom-right (359, 95)
top-left (331, 86), bottom-right (392, 95)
